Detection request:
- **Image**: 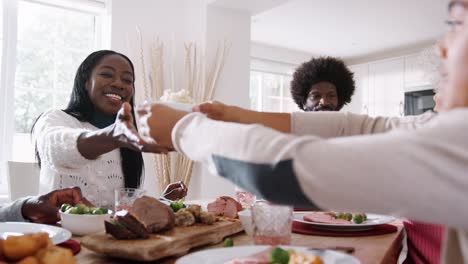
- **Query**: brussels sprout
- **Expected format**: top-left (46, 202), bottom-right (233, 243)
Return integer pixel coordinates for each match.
top-left (223, 237), bottom-right (234, 247)
top-left (60, 203), bottom-right (71, 212)
top-left (362, 213), bottom-right (367, 221)
top-left (335, 212), bottom-right (345, 219)
top-left (91, 208), bottom-right (108, 215)
top-left (66, 207), bottom-right (79, 214)
top-left (170, 201), bottom-right (186, 212)
top-left (343, 213), bottom-right (353, 221)
top-left (75, 204), bottom-right (90, 214)
top-left (97, 208), bottom-right (109, 214)
top-left (353, 214), bottom-right (365, 224)
top-left (269, 247), bottom-right (290, 264)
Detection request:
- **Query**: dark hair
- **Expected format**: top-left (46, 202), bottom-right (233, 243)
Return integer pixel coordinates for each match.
top-left (34, 50), bottom-right (144, 189)
top-left (290, 56), bottom-right (355, 111)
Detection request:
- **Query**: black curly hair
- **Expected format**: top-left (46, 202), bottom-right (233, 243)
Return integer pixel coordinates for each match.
top-left (290, 57), bottom-right (355, 111)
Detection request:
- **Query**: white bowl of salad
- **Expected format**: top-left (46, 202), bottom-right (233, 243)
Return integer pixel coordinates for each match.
top-left (59, 203), bottom-right (112, 236)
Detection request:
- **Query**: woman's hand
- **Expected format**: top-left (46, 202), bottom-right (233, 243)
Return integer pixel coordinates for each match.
top-left (22, 187), bottom-right (92, 224)
top-left (112, 102), bottom-right (169, 153)
top-left (137, 103), bottom-right (189, 149)
top-left (77, 103), bottom-right (170, 159)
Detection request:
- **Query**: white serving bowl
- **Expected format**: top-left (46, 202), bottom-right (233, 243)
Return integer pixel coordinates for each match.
top-left (238, 209), bottom-right (253, 236)
top-left (60, 211), bottom-right (112, 236)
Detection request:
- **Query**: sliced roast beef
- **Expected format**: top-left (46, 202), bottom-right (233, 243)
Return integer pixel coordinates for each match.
top-left (115, 210), bottom-right (150, 238)
top-left (130, 195), bottom-right (175, 233)
top-left (303, 212), bottom-right (351, 224)
top-left (208, 196), bottom-right (242, 218)
top-left (104, 220), bottom-right (138, 240)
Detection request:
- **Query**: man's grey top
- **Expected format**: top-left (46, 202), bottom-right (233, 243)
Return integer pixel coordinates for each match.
top-left (0, 197), bottom-right (29, 222)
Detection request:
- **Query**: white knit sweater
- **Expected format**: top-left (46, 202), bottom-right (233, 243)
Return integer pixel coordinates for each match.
top-left (33, 109), bottom-right (124, 207)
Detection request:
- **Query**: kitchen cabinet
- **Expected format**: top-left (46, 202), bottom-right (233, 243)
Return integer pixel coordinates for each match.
top-left (404, 54), bottom-right (431, 88)
top-left (368, 58), bottom-right (405, 117)
top-left (349, 58), bottom-right (406, 117)
top-left (346, 64), bottom-right (369, 114)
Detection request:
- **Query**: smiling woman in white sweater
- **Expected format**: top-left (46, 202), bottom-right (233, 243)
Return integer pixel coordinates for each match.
top-left (33, 50), bottom-right (185, 207)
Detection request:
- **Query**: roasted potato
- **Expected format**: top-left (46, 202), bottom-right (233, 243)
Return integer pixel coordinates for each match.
top-left (199, 211), bottom-right (217, 225)
top-left (186, 204), bottom-right (202, 220)
top-left (0, 239), bottom-right (5, 261)
top-left (3, 233), bottom-right (49, 261)
top-left (175, 209), bottom-right (196, 226)
top-left (36, 246), bottom-right (75, 264)
top-left (16, 256), bottom-right (40, 264)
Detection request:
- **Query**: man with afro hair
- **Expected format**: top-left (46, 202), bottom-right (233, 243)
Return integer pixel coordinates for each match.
top-left (290, 56), bottom-right (355, 111)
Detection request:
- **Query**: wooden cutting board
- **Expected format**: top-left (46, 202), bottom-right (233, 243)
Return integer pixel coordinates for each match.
top-left (81, 219), bottom-right (243, 261)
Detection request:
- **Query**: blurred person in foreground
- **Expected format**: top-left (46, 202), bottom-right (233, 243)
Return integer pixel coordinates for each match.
top-left (137, 1), bottom-right (468, 263)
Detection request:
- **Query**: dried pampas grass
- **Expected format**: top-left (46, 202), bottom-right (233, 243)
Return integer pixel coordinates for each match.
top-left (132, 29), bottom-right (230, 194)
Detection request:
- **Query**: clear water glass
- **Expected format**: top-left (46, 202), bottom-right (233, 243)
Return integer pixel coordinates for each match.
top-left (234, 186), bottom-right (257, 209)
top-left (114, 188), bottom-right (146, 213)
top-left (252, 201), bottom-right (293, 245)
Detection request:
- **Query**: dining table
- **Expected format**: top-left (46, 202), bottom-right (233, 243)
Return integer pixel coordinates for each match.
top-left (74, 220), bottom-right (404, 264)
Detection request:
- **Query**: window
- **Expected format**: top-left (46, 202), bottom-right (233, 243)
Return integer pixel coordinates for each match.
top-left (0, 0), bottom-right (108, 195)
top-left (250, 59), bottom-right (298, 112)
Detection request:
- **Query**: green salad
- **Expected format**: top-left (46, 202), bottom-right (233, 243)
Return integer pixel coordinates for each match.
top-left (60, 203), bottom-right (109, 215)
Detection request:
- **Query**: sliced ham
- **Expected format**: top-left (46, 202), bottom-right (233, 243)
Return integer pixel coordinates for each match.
top-left (220, 196), bottom-right (243, 211)
top-left (303, 212), bottom-right (351, 224)
top-left (207, 196), bottom-right (242, 218)
top-left (224, 248), bottom-right (271, 264)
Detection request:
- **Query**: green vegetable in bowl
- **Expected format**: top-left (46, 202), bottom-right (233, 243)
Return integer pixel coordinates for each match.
top-left (65, 207), bottom-right (79, 214)
top-left (170, 201), bottom-right (186, 212)
top-left (223, 237), bottom-right (234, 247)
top-left (62, 204), bottom-right (110, 215)
top-left (269, 247), bottom-right (290, 264)
top-left (60, 203), bottom-right (71, 212)
top-left (92, 208), bottom-right (108, 215)
top-left (75, 203), bottom-right (90, 214)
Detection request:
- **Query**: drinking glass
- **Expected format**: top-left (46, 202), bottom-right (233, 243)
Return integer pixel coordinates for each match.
top-left (252, 201), bottom-right (293, 245)
top-left (234, 186), bottom-right (256, 209)
top-left (114, 188), bottom-right (146, 212)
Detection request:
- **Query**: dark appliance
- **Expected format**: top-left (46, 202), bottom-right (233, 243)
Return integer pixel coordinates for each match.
top-left (404, 89), bottom-right (435, 116)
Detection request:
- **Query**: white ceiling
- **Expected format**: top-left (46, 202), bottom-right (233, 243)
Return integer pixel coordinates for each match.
top-left (251, 0), bottom-right (448, 61)
top-left (207, 0), bottom-right (289, 15)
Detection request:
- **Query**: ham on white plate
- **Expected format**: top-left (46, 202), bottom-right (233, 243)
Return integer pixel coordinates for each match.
top-left (303, 212), bottom-right (351, 224)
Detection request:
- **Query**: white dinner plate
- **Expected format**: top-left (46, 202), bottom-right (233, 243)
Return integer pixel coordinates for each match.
top-left (0, 222), bottom-right (71, 244)
top-left (293, 212), bottom-right (396, 231)
top-left (176, 245), bottom-right (360, 264)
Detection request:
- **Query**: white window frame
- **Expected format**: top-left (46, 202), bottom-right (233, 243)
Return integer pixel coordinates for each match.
top-left (250, 57), bottom-right (297, 112)
top-left (0, 0), bottom-right (109, 199)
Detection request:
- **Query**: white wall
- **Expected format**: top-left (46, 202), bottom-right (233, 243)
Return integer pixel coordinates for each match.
top-left (189, 6), bottom-right (251, 199)
top-left (110, 0), bottom-right (251, 199)
top-left (111, 0), bottom-right (207, 104)
top-left (110, 0), bottom-right (207, 198)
